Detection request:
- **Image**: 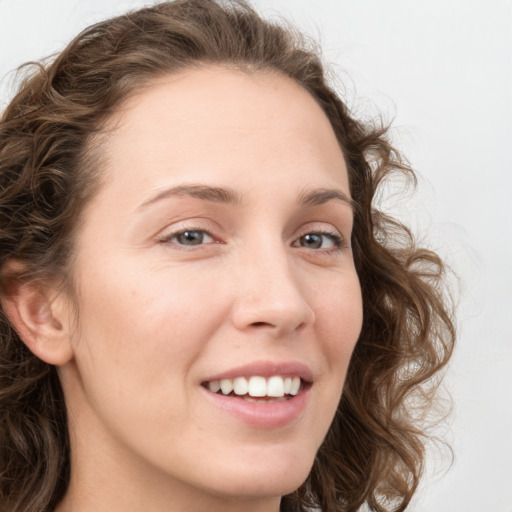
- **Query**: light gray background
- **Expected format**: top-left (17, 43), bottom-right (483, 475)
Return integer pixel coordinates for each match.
top-left (1, 1), bottom-right (511, 510)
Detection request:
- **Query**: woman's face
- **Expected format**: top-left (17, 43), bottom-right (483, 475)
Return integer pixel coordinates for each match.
top-left (59, 67), bottom-right (363, 509)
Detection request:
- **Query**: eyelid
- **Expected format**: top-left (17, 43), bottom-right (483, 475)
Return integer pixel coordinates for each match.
top-left (156, 225), bottom-right (218, 246)
top-left (293, 222), bottom-right (348, 247)
top-left (292, 230), bottom-right (345, 251)
top-left (154, 220), bottom-right (349, 253)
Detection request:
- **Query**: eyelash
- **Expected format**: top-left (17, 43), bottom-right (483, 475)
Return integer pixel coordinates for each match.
top-left (158, 227), bottom-right (347, 253)
top-left (292, 230), bottom-right (346, 252)
top-left (158, 227), bottom-right (216, 248)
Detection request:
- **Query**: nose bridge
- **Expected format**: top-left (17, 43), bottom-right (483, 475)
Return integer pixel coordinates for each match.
top-left (231, 233), bottom-right (315, 335)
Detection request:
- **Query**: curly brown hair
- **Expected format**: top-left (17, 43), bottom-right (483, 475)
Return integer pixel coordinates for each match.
top-left (0, 1), bottom-right (455, 511)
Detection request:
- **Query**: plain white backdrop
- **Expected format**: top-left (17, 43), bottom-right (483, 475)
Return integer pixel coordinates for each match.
top-left (1, 1), bottom-right (511, 510)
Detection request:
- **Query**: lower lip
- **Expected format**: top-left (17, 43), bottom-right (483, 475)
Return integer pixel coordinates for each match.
top-left (200, 386), bottom-right (310, 429)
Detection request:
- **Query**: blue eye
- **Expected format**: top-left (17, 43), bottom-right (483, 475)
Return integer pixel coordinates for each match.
top-left (169, 229), bottom-right (214, 246)
top-left (294, 232), bottom-right (343, 250)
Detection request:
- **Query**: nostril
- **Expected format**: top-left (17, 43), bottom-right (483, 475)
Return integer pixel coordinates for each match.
top-left (251, 321), bottom-right (275, 328)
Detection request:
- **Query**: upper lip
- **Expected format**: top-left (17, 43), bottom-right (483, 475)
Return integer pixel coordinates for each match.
top-left (202, 360), bottom-right (314, 383)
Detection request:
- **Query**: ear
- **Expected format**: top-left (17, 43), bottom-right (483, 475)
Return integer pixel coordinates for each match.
top-left (1, 261), bottom-right (74, 366)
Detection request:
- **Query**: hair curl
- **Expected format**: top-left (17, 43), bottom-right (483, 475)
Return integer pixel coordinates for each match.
top-left (0, 1), bottom-right (455, 511)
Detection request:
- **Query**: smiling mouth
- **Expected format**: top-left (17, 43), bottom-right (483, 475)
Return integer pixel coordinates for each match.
top-left (201, 375), bottom-right (306, 402)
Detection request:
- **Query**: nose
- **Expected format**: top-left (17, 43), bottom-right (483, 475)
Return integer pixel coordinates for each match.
top-left (230, 245), bottom-right (316, 337)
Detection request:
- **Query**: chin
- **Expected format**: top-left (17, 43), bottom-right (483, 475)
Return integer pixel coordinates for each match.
top-left (202, 447), bottom-right (313, 500)
top-left (211, 473), bottom-right (307, 502)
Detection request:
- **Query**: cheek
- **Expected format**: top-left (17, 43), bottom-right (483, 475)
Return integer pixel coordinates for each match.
top-left (65, 262), bottom-right (232, 454)
top-left (77, 256), bottom-right (221, 337)
top-left (70, 260), bottom-right (227, 400)
top-left (315, 273), bottom-right (363, 363)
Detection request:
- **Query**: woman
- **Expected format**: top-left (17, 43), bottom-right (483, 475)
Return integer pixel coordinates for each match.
top-left (0, 1), bottom-right (455, 511)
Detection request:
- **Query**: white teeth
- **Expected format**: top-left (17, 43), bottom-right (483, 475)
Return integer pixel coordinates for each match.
top-left (208, 380), bottom-right (220, 393)
top-left (220, 379), bottom-right (233, 395)
top-left (283, 377), bottom-right (292, 394)
top-left (267, 376), bottom-right (285, 397)
top-left (233, 377), bottom-right (248, 395)
top-left (290, 376), bottom-right (301, 396)
top-left (248, 376), bottom-right (267, 397)
top-left (207, 375), bottom-right (303, 397)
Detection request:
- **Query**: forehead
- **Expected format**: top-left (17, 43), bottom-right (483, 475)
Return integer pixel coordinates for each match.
top-left (94, 65), bottom-right (349, 206)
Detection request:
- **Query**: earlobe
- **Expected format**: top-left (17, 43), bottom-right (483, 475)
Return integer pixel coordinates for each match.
top-left (1, 264), bottom-right (74, 366)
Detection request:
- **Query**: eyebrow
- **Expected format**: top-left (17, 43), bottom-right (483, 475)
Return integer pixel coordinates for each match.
top-left (298, 187), bottom-right (354, 209)
top-left (138, 183), bottom-right (353, 210)
top-left (139, 184), bottom-right (242, 209)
